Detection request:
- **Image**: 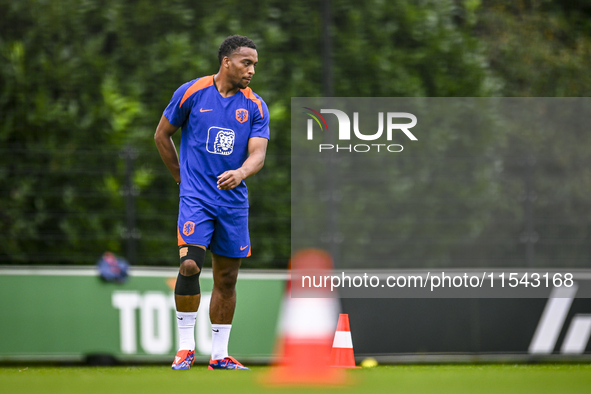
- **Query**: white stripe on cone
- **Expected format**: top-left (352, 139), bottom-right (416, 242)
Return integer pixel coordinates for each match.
top-left (332, 330), bottom-right (353, 348)
top-left (281, 297), bottom-right (339, 338)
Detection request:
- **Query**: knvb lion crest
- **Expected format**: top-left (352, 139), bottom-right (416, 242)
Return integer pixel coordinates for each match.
top-left (213, 130), bottom-right (234, 155)
top-left (236, 108), bottom-right (248, 123)
top-left (206, 127), bottom-right (235, 155)
top-left (183, 221), bottom-right (195, 236)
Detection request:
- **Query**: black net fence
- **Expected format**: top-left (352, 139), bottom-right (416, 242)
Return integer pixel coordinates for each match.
top-left (0, 146), bottom-right (290, 267)
top-left (292, 98), bottom-right (591, 269)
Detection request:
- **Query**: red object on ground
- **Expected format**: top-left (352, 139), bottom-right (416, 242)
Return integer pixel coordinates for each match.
top-left (330, 314), bottom-right (361, 368)
top-left (263, 249), bottom-right (347, 386)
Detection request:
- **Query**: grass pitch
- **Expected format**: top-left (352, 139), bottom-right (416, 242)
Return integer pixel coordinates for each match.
top-left (1, 364), bottom-right (590, 394)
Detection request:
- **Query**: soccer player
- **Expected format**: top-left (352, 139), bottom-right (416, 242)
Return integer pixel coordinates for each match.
top-left (154, 35), bottom-right (269, 370)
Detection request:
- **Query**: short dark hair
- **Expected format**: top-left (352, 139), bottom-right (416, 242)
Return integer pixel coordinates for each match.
top-left (218, 35), bottom-right (257, 65)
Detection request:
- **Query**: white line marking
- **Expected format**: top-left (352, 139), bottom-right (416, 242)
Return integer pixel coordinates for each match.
top-left (529, 284), bottom-right (578, 354)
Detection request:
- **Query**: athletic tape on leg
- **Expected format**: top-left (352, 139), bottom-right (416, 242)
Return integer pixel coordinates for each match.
top-left (176, 245), bottom-right (205, 296)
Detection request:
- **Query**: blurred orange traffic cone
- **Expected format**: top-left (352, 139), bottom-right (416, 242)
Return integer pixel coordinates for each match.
top-left (330, 314), bottom-right (361, 368)
top-left (263, 249), bottom-right (347, 386)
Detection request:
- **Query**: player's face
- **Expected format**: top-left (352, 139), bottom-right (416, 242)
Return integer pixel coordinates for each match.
top-left (227, 47), bottom-right (258, 89)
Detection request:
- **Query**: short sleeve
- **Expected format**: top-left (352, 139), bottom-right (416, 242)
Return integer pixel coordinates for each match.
top-left (249, 95), bottom-right (270, 140)
top-left (163, 80), bottom-right (195, 127)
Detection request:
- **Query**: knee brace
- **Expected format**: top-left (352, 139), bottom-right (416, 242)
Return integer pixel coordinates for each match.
top-left (175, 245), bottom-right (205, 296)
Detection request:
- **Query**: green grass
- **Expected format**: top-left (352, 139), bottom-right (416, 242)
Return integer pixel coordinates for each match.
top-left (1, 364), bottom-right (590, 394)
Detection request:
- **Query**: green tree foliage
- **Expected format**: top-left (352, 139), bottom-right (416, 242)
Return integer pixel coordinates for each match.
top-left (0, 0), bottom-right (589, 268)
top-left (330, 0), bottom-right (492, 96)
top-left (471, 1), bottom-right (591, 267)
top-left (476, 0), bottom-right (591, 96)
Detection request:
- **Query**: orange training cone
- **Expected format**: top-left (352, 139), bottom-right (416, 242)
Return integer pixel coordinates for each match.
top-left (263, 249), bottom-right (347, 386)
top-left (330, 314), bottom-right (361, 368)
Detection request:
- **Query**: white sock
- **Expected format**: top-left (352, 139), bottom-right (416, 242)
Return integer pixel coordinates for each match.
top-left (176, 311), bottom-right (197, 351)
top-left (211, 324), bottom-right (232, 360)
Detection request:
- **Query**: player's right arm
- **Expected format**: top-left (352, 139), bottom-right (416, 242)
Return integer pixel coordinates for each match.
top-left (155, 79), bottom-right (200, 184)
top-left (154, 115), bottom-right (181, 184)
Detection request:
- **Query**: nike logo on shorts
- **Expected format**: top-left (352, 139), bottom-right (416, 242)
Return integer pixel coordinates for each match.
top-left (240, 245), bottom-right (249, 251)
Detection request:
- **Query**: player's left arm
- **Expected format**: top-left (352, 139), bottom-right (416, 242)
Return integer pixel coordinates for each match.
top-left (217, 137), bottom-right (268, 190)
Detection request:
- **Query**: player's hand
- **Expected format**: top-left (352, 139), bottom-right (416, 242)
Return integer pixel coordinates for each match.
top-left (217, 169), bottom-right (246, 190)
